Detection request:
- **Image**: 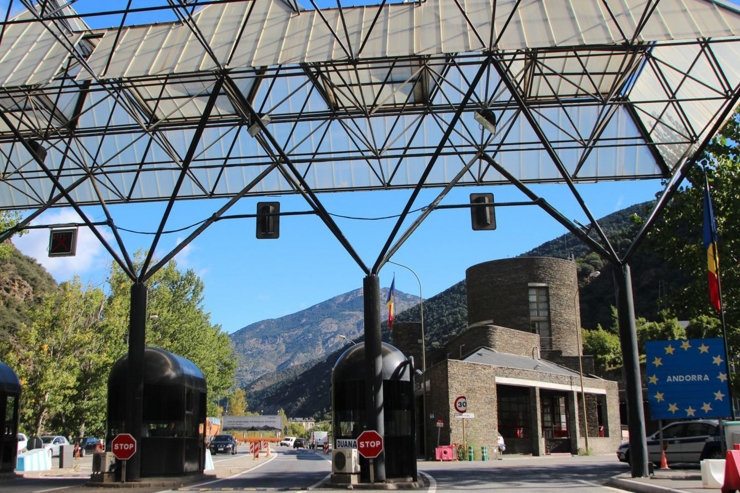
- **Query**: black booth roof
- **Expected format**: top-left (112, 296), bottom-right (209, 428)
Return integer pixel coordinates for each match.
top-left (109, 347), bottom-right (206, 392)
top-left (333, 342), bottom-right (411, 383)
top-left (0, 361), bottom-right (21, 394)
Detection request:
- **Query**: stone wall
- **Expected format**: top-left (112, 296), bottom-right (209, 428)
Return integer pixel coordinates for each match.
top-left (391, 322), bottom-right (423, 370)
top-left (466, 257), bottom-right (581, 356)
top-left (445, 324), bottom-right (540, 358)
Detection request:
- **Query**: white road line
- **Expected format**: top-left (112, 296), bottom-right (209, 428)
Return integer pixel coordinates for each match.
top-left (156, 454), bottom-right (277, 492)
top-left (577, 479), bottom-right (628, 491)
top-left (420, 471), bottom-right (437, 493)
top-left (307, 473), bottom-right (332, 490)
top-left (33, 486), bottom-right (78, 493)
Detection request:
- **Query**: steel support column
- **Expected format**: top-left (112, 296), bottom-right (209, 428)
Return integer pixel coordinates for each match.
top-left (363, 275), bottom-right (385, 482)
top-left (613, 264), bottom-right (648, 478)
top-left (126, 282), bottom-right (147, 482)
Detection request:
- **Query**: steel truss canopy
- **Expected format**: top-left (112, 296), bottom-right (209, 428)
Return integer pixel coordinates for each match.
top-left (2, 0), bottom-right (740, 275)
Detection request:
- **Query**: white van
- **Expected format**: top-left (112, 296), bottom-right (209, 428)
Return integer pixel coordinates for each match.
top-left (309, 431), bottom-right (329, 450)
top-left (279, 436), bottom-right (296, 447)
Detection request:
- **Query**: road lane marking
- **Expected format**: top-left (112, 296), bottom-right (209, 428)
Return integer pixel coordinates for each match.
top-left (420, 471), bottom-right (436, 493)
top-left (307, 473), bottom-right (331, 490)
top-left (157, 455), bottom-right (277, 492)
top-left (577, 479), bottom-right (627, 491)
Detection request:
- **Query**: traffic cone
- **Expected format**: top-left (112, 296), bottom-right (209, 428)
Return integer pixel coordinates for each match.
top-left (660, 449), bottom-right (670, 470)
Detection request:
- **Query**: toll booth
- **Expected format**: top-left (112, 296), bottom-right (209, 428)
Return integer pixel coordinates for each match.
top-left (332, 342), bottom-right (417, 482)
top-left (107, 347), bottom-right (207, 477)
top-left (0, 361), bottom-right (20, 474)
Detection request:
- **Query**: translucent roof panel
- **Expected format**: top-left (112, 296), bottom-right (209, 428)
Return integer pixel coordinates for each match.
top-left (2, 1), bottom-right (740, 211)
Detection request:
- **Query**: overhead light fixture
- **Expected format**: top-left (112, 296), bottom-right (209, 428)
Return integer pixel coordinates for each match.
top-left (28, 139), bottom-right (47, 163)
top-left (474, 109), bottom-right (497, 134)
top-left (247, 114), bottom-right (272, 137)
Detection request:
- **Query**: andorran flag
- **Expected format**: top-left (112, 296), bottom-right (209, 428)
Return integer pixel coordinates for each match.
top-left (386, 276), bottom-right (395, 329)
top-left (703, 178), bottom-right (721, 312)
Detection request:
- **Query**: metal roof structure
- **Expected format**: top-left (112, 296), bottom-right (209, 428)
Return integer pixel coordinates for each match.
top-left (2, 0), bottom-right (740, 280)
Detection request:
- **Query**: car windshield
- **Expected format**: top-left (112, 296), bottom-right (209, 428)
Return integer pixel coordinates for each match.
top-left (41, 437), bottom-right (54, 444)
top-left (214, 435), bottom-right (232, 441)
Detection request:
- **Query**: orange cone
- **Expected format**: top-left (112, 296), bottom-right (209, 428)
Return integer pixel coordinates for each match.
top-left (660, 449), bottom-right (670, 470)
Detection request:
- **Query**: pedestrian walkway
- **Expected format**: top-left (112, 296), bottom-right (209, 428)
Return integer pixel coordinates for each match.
top-left (609, 468), bottom-right (718, 493)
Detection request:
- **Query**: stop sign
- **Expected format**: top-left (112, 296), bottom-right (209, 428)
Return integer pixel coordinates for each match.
top-left (111, 433), bottom-right (137, 461)
top-left (357, 430), bottom-right (383, 459)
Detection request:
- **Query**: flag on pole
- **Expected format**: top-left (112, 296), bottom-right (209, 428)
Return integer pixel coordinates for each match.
top-left (703, 177), bottom-right (722, 312)
top-left (386, 276), bottom-right (396, 328)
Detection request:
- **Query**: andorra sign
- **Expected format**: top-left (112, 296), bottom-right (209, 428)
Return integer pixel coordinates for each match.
top-left (645, 338), bottom-right (731, 420)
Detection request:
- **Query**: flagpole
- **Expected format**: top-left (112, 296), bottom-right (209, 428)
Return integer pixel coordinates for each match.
top-left (703, 165), bottom-right (736, 420)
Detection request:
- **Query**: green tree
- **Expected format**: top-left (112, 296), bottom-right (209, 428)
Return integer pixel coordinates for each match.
top-left (0, 211), bottom-right (23, 260)
top-left (228, 388), bottom-right (248, 416)
top-left (106, 255), bottom-right (237, 417)
top-left (582, 326), bottom-right (622, 372)
top-left (3, 278), bottom-right (109, 437)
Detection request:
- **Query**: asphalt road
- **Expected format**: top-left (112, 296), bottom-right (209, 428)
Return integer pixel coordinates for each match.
top-left (2, 448), bottom-right (632, 492)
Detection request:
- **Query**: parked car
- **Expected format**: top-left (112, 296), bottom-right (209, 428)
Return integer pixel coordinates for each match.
top-left (17, 433), bottom-right (28, 453)
top-left (280, 437), bottom-right (296, 447)
top-left (40, 435), bottom-right (70, 457)
top-left (293, 438), bottom-right (307, 449)
top-left (210, 434), bottom-right (238, 455)
top-left (616, 419), bottom-right (722, 465)
top-left (74, 437), bottom-right (102, 456)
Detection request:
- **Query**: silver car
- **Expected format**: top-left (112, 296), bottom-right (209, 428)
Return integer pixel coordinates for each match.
top-left (616, 420), bottom-right (722, 465)
top-left (40, 435), bottom-right (69, 457)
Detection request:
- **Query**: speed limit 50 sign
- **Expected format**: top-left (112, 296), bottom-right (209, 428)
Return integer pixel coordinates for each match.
top-left (454, 395), bottom-right (467, 413)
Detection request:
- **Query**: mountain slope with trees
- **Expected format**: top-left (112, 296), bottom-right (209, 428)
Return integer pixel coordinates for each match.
top-left (230, 288), bottom-right (419, 387)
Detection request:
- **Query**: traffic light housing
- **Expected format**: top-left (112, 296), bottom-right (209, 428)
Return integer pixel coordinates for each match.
top-left (470, 193), bottom-right (496, 230)
top-left (48, 228), bottom-right (78, 257)
top-left (256, 202), bottom-right (280, 239)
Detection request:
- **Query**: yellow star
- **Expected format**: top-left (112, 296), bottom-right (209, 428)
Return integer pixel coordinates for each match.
top-left (665, 345), bottom-right (675, 355)
top-left (715, 390), bottom-right (726, 401)
top-left (681, 340), bottom-right (692, 350)
top-left (702, 403), bottom-right (713, 413)
top-left (649, 375), bottom-right (659, 385)
top-left (713, 355), bottom-right (724, 366)
top-left (655, 392), bottom-right (665, 402)
top-left (668, 403), bottom-right (679, 414)
top-left (699, 344), bottom-right (710, 353)
top-left (718, 373), bottom-right (728, 383)
top-left (685, 406), bottom-right (696, 417)
top-left (653, 356), bottom-right (663, 367)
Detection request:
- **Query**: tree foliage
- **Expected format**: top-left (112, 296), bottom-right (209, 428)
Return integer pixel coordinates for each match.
top-left (228, 388), bottom-right (248, 416)
top-left (0, 252), bottom-right (237, 437)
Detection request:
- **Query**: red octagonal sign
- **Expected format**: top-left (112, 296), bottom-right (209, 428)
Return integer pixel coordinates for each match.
top-left (111, 433), bottom-right (137, 461)
top-left (357, 430), bottom-right (383, 459)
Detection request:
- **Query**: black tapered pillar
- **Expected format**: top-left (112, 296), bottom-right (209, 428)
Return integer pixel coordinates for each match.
top-left (614, 265), bottom-right (649, 478)
top-left (126, 282), bottom-right (147, 481)
top-left (363, 275), bottom-right (386, 482)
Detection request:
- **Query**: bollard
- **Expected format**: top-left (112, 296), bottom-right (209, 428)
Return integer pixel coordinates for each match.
top-left (481, 445), bottom-right (488, 461)
top-left (468, 445), bottom-right (474, 461)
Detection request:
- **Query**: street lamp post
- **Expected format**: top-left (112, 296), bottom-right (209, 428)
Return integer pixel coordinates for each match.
top-left (338, 334), bottom-right (357, 346)
top-left (575, 270), bottom-right (600, 453)
top-left (386, 260), bottom-right (427, 458)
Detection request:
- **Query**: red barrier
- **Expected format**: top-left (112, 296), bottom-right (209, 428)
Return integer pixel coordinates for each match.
top-left (722, 444), bottom-right (740, 493)
top-left (435, 445), bottom-right (456, 461)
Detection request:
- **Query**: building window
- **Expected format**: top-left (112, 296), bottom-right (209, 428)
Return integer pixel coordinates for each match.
top-left (542, 393), bottom-right (568, 439)
top-left (529, 285), bottom-right (552, 350)
top-left (497, 385), bottom-right (530, 439)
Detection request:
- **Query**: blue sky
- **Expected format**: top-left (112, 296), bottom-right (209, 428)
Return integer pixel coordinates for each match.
top-left (2, 1), bottom-right (672, 333)
top-left (13, 180), bottom-right (663, 333)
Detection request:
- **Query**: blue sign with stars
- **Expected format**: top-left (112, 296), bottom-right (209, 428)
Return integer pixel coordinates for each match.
top-left (645, 338), bottom-right (731, 420)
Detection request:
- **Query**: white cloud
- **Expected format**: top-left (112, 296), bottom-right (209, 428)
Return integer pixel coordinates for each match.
top-left (14, 209), bottom-right (113, 283)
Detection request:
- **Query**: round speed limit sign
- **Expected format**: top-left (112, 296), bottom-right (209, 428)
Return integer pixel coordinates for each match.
top-left (454, 395), bottom-right (467, 413)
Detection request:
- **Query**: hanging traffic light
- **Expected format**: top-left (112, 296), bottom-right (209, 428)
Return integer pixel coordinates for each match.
top-left (470, 193), bottom-right (496, 230)
top-left (256, 202), bottom-right (280, 239)
top-left (48, 228), bottom-right (78, 257)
